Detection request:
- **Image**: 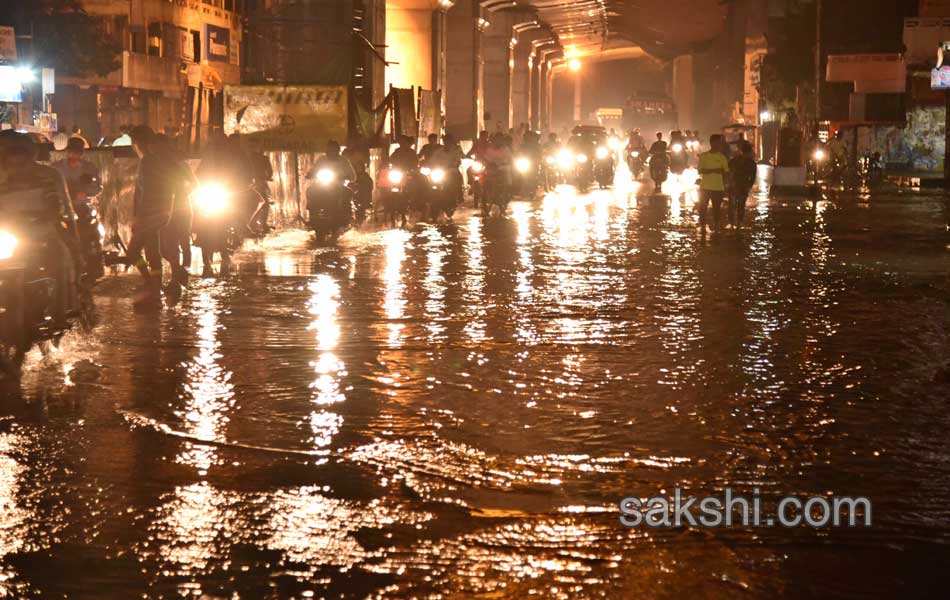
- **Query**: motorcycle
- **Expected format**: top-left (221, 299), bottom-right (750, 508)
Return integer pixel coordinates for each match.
top-left (514, 155), bottom-right (540, 198)
top-left (0, 188), bottom-right (85, 372)
top-left (481, 161), bottom-right (512, 218)
top-left (377, 166), bottom-right (414, 228)
top-left (73, 173), bottom-right (112, 285)
top-left (192, 180), bottom-right (248, 271)
top-left (648, 152), bottom-right (670, 192)
top-left (626, 148), bottom-right (645, 180)
top-left (420, 165), bottom-right (460, 221)
top-left (669, 141), bottom-right (687, 175)
top-left (593, 145), bottom-right (615, 189)
top-left (573, 150), bottom-right (594, 193)
top-left (306, 168), bottom-right (354, 244)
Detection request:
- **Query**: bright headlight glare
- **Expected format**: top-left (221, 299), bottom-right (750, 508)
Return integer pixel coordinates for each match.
top-left (388, 169), bottom-right (405, 184)
top-left (576, 153), bottom-right (588, 164)
top-left (596, 147), bottom-right (609, 160)
top-left (0, 231), bottom-right (17, 260)
top-left (195, 182), bottom-right (230, 215)
top-left (430, 168), bottom-right (446, 183)
top-left (813, 149), bottom-right (826, 161)
top-left (631, 151), bottom-right (640, 158)
top-left (316, 169), bottom-right (336, 185)
top-left (471, 161), bottom-right (485, 174)
top-left (545, 156), bottom-right (555, 165)
top-left (672, 143), bottom-right (683, 153)
top-left (420, 166), bottom-right (432, 176)
top-left (557, 150), bottom-right (574, 168)
top-left (515, 157), bottom-right (531, 173)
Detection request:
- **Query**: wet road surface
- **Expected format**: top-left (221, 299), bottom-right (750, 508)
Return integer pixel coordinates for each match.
top-left (2, 180), bottom-right (950, 598)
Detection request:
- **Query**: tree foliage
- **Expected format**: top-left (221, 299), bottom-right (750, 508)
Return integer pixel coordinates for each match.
top-left (0, 0), bottom-right (121, 77)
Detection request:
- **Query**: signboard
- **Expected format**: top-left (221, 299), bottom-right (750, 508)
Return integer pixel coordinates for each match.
top-left (224, 85), bottom-right (348, 152)
top-left (0, 65), bottom-right (24, 103)
top-left (417, 89), bottom-right (441, 137)
top-left (0, 27), bottom-right (17, 61)
top-left (393, 88), bottom-right (417, 139)
top-left (932, 66), bottom-right (950, 89)
top-left (204, 24), bottom-right (230, 63)
top-left (164, 26), bottom-right (194, 62)
top-left (826, 53), bottom-right (906, 83)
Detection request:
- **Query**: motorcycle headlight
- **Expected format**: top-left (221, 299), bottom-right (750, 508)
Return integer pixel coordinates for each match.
top-left (596, 147), bottom-right (609, 160)
top-left (813, 149), bottom-right (826, 162)
top-left (0, 231), bottom-right (17, 260)
top-left (430, 168), bottom-right (446, 184)
top-left (471, 161), bottom-right (485, 174)
top-left (515, 157), bottom-right (531, 173)
top-left (576, 153), bottom-right (588, 164)
top-left (672, 143), bottom-right (683, 153)
top-left (631, 151), bottom-right (640, 158)
top-left (608, 137), bottom-right (621, 150)
top-left (545, 156), bottom-right (555, 165)
top-left (316, 169), bottom-right (336, 185)
top-left (420, 166), bottom-right (432, 177)
top-left (557, 150), bottom-right (574, 168)
top-left (388, 169), bottom-right (405, 184)
top-left (195, 182), bottom-right (230, 215)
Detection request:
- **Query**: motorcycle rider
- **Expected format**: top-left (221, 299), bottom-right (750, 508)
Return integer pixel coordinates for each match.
top-left (194, 133), bottom-right (249, 278)
top-left (516, 130), bottom-right (542, 197)
top-left (648, 132), bottom-right (670, 192)
top-left (418, 133), bottom-right (443, 164)
top-left (0, 131), bottom-right (82, 324)
top-left (52, 138), bottom-right (102, 202)
top-left (308, 140), bottom-right (356, 235)
top-left (343, 136), bottom-right (373, 224)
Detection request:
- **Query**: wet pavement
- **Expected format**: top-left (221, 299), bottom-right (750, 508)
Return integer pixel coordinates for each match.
top-left (2, 179), bottom-right (950, 599)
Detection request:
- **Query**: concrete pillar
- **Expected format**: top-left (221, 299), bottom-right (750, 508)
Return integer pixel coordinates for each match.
top-left (445, 0), bottom-right (483, 140)
top-left (386, 0), bottom-right (436, 91)
top-left (529, 52), bottom-right (541, 130)
top-left (482, 10), bottom-right (516, 131)
top-left (672, 54), bottom-right (696, 131)
top-left (510, 29), bottom-right (540, 129)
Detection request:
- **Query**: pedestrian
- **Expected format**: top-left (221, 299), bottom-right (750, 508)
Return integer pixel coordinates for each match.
top-left (696, 134), bottom-right (730, 235)
top-left (113, 125), bottom-right (133, 147)
top-left (728, 140), bottom-right (757, 229)
top-left (154, 134), bottom-right (195, 286)
top-left (52, 137), bottom-right (102, 202)
top-left (70, 125), bottom-right (91, 149)
top-left (123, 125), bottom-right (174, 305)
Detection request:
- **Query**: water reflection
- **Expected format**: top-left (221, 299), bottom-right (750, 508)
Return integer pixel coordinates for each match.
top-left (307, 274), bottom-right (345, 449)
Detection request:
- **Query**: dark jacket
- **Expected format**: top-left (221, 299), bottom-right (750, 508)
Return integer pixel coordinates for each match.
top-left (729, 155), bottom-right (757, 191)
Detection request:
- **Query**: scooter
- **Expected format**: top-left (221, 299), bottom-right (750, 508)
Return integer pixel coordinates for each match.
top-left (481, 161), bottom-right (512, 218)
top-left (377, 166), bottom-right (415, 228)
top-left (420, 165), bottom-right (460, 221)
top-left (649, 152), bottom-right (670, 193)
top-left (593, 145), bottom-right (615, 189)
top-left (626, 148), bottom-right (645, 180)
top-left (306, 168), bottom-right (354, 244)
top-left (573, 151), bottom-right (594, 193)
top-left (0, 188), bottom-right (85, 372)
top-left (192, 180), bottom-right (248, 272)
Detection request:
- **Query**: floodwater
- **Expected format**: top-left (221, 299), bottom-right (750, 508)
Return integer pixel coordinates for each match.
top-left (2, 178), bottom-right (950, 599)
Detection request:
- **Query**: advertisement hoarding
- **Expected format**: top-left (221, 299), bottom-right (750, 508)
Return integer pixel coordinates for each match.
top-left (204, 24), bottom-right (230, 63)
top-left (224, 85), bottom-right (348, 152)
top-left (0, 27), bottom-right (17, 61)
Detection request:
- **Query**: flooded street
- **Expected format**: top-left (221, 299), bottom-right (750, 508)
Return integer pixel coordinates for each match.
top-left (2, 183), bottom-right (950, 598)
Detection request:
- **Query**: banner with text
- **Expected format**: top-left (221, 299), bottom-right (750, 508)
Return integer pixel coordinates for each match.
top-left (224, 85), bottom-right (348, 152)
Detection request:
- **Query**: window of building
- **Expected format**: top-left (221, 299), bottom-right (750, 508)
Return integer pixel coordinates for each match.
top-left (192, 30), bottom-right (202, 63)
top-left (130, 25), bottom-right (145, 54)
top-left (147, 22), bottom-right (162, 56)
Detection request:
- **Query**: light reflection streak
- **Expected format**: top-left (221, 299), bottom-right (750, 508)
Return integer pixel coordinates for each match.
top-left (176, 288), bottom-right (234, 472)
top-left (306, 274), bottom-right (346, 447)
top-left (382, 229), bottom-right (410, 347)
top-left (464, 216), bottom-right (489, 343)
top-left (511, 202), bottom-right (538, 343)
top-left (421, 227), bottom-right (447, 342)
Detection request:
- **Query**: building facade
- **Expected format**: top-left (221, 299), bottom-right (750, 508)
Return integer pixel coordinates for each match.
top-left (53, 0), bottom-right (243, 147)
